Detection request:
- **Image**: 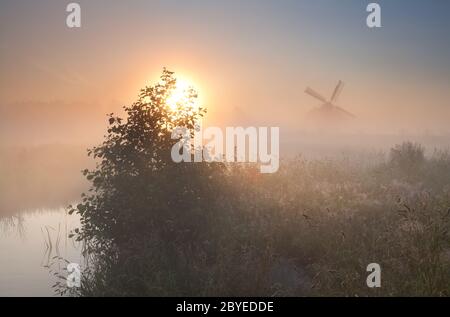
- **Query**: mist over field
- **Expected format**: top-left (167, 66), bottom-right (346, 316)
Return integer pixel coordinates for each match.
top-left (1, 117), bottom-right (449, 219)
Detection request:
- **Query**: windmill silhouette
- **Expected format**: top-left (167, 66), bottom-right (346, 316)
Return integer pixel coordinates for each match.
top-left (304, 81), bottom-right (355, 128)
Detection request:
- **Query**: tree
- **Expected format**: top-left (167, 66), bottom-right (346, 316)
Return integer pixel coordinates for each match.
top-left (69, 68), bottom-right (229, 295)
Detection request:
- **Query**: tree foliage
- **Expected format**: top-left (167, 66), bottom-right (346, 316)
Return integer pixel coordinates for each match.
top-left (69, 69), bottom-right (234, 295)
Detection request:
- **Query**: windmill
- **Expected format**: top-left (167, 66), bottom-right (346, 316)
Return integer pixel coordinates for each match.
top-left (304, 81), bottom-right (355, 126)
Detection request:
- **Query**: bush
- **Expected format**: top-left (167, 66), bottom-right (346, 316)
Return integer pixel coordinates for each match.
top-left (389, 142), bottom-right (425, 175)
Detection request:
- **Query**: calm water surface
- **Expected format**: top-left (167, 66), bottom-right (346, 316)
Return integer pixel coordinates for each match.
top-left (0, 209), bottom-right (82, 296)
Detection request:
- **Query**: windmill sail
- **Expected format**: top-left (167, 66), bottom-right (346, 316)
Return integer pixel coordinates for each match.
top-left (305, 87), bottom-right (328, 103)
top-left (330, 80), bottom-right (344, 103)
top-left (335, 106), bottom-right (355, 118)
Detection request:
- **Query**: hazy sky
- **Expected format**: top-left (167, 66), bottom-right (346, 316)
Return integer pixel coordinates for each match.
top-left (1, 0), bottom-right (450, 144)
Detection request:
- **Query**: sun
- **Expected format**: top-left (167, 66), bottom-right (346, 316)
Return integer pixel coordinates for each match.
top-left (166, 78), bottom-right (199, 112)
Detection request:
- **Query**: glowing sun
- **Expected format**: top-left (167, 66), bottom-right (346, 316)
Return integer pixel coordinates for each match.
top-left (166, 78), bottom-right (199, 112)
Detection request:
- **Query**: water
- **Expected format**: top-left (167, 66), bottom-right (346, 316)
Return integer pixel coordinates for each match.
top-left (0, 208), bottom-right (82, 296)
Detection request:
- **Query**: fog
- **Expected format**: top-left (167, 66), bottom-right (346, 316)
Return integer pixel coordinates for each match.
top-left (1, 96), bottom-right (449, 218)
top-left (0, 144), bottom-right (93, 217)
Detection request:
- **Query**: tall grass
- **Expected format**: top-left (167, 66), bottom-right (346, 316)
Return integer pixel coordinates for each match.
top-left (63, 142), bottom-right (450, 297)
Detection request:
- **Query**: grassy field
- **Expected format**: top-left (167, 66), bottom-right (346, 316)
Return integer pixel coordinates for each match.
top-left (65, 141), bottom-right (450, 297)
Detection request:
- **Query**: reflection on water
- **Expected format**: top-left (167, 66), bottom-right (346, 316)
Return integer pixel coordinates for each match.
top-left (0, 208), bottom-right (82, 296)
